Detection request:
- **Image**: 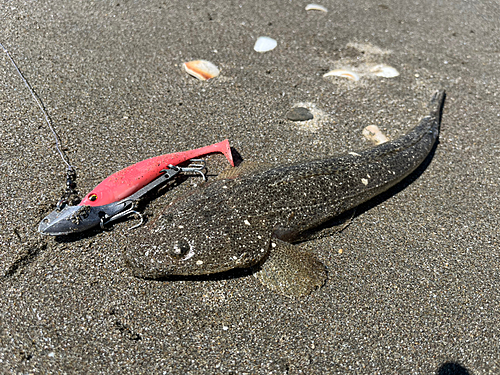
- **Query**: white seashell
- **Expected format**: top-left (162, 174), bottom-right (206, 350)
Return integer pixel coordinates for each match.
top-left (369, 64), bottom-right (399, 78)
top-left (305, 4), bottom-right (328, 12)
top-left (183, 60), bottom-right (220, 81)
top-left (362, 125), bottom-right (389, 145)
top-left (254, 36), bottom-right (277, 53)
top-left (323, 69), bottom-right (360, 81)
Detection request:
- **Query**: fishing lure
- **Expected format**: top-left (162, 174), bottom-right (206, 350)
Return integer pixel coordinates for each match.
top-left (1, 41), bottom-right (234, 236)
top-left (38, 140), bottom-right (234, 235)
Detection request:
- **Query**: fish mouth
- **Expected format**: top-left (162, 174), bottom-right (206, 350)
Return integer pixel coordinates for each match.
top-left (123, 248), bottom-right (178, 279)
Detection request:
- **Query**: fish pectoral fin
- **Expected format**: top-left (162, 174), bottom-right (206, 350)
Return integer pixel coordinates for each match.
top-left (217, 161), bottom-right (273, 180)
top-left (254, 239), bottom-right (326, 298)
top-left (293, 208), bottom-right (356, 243)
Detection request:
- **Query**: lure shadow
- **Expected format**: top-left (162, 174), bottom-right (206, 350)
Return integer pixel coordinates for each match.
top-left (53, 228), bottom-right (103, 243)
top-left (230, 147), bottom-right (244, 167)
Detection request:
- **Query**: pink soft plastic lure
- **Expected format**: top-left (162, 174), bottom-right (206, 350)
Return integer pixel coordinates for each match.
top-left (80, 139), bottom-right (234, 207)
top-left (38, 139), bottom-right (235, 236)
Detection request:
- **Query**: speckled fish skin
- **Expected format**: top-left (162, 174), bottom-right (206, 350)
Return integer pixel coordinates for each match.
top-left (125, 90), bottom-right (445, 279)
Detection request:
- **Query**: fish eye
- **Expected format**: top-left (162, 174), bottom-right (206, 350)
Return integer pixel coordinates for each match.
top-left (169, 239), bottom-right (191, 259)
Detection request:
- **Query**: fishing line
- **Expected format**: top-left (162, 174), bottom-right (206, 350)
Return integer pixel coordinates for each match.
top-left (1, 41), bottom-right (78, 207)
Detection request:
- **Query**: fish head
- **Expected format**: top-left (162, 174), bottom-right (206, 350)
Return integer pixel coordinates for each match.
top-left (124, 204), bottom-right (272, 278)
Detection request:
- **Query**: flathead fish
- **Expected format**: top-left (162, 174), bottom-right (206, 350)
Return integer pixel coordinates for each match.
top-left (125, 90), bottom-right (445, 297)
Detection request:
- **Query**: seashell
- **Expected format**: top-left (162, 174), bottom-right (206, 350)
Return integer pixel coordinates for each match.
top-left (362, 125), bottom-right (389, 145)
top-left (254, 36), bottom-right (277, 53)
top-left (183, 60), bottom-right (220, 81)
top-left (369, 64), bottom-right (399, 78)
top-left (305, 4), bottom-right (328, 12)
top-left (323, 69), bottom-right (360, 81)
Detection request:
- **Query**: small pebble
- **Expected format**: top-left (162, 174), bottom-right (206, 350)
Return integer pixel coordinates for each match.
top-left (287, 107), bottom-right (314, 121)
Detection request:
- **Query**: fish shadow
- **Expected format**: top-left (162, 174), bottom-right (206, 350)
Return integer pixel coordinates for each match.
top-left (151, 267), bottom-right (256, 283)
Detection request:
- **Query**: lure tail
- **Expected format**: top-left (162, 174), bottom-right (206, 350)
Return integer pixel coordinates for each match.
top-left (79, 139), bottom-right (234, 207)
top-left (176, 139), bottom-right (234, 167)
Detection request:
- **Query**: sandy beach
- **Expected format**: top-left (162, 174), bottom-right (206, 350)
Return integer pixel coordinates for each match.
top-left (1, 0), bottom-right (499, 373)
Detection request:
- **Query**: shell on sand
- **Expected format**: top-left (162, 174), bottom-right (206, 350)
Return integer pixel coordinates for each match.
top-left (183, 60), bottom-right (220, 81)
top-left (369, 64), bottom-right (399, 78)
top-left (305, 4), bottom-right (328, 12)
top-left (323, 69), bottom-right (360, 81)
top-left (254, 36), bottom-right (277, 53)
top-left (362, 125), bottom-right (389, 145)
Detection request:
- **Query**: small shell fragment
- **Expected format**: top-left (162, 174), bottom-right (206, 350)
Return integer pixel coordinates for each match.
top-left (305, 4), bottom-right (328, 12)
top-left (370, 64), bottom-right (399, 78)
top-left (363, 125), bottom-right (389, 145)
top-left (254, 36), bottom-right (277, 53)
top-left (323, 69), bottom-right (360, 82)
top-left (183, 60), bottom-right (220, 81)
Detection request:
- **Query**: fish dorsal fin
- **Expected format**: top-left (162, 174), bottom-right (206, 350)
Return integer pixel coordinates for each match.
top-left (217, 161), bottom-right (272, 180)
top-left (254, 239), bottom-right (326, 297)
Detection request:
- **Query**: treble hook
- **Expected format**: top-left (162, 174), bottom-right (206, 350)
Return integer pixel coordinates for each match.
top-left (98, 159), bottom-right (209, 232)
top-left (167, 159), bottom-right (208, 181)
top-left (99, 202), bottom-right (144, 231)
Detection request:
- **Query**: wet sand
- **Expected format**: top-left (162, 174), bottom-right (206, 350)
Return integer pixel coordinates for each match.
top-left (1, 0), bottom-right (499, 373)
